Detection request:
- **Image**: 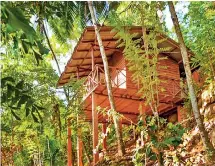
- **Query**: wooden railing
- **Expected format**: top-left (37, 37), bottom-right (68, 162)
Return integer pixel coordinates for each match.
top-left (159, 77), bottom-right (182, 101)
top-left (83, 65), bottom-right (182, 101)
top-left (83, 65), bottom-right (126, 99)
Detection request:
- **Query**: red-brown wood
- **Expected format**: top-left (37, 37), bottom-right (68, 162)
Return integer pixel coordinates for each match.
top-left (192, 70), bottom-right (200, 83)
top-left (77, 128), bottom-right (83, 166)
top-left (92, 92), bottom-right (99, 165)
top-left (67, 120), bottom-right (73, 166)
top-left (78, 141), bottom-right (83, 166)
top-left (177, 105), bottom-right (182, 122)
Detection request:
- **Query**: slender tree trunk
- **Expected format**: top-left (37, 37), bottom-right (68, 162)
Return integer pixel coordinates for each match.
top-left (157, 152), bottom-right (164, 166)
top-left (47, 138), bottom-right (53, 166)
top-left (82, 141), bottom-right (91, 164)
top-left (88, 1), bottom-right (125, 156)
top-left (168, 1), bottom-right (215, 160)
top-left (42, 21), bottom-right (70, 102)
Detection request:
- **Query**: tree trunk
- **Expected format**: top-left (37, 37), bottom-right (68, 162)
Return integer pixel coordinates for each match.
top-left (88, 1), bottom-right (125, 156)
top-left (157, 152), bottom-right (164, 166)
top-left (168, 1), bottom-right (215, 160)
top-left (42, 21), bottom-right (70, 102)
top-left (82, 141), bottom-right (91, 164)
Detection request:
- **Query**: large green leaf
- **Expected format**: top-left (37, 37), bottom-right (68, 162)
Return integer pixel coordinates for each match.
top-left (1, 77), bottom-right (15, 88)
top-left (4, 5), bottom-right (36, 44)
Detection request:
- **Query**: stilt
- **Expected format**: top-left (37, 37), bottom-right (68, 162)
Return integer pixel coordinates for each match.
top-left (102, 123), bottom-right (107, 152)
top-left (92, 92), bottom-right (99, 165)
top-left (67, 119), bottom-right (73, 166)
top-left (77, 117), bottom-right (83, 166)
top-left (91, 46), bottom-right (99, 165)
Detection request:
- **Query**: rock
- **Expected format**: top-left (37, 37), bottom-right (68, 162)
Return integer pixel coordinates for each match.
top-left (204, 103), bottom-right (215, 118)
top-left (167, 113), bottom-right (177, 123)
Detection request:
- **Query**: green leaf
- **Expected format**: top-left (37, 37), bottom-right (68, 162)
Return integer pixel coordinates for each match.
top-left (33, 50), bottom-right (43, 65)
top-left (7, 84), bottom-right (15, 98)
top-left (1, 93), bottom-right (7, 103)
top-left (37, 42), bottom-right (49, 55)
top-left (26, 108), bottom-right (30, 117)
top-left (1, 77), bottom-right (15, 88)
top-left (31, 111), bottom-right (39, 123)
top-left (15, 89), bottom-right (20, 98)
top-left (4, 5), bottom-right (36, 44)
top-left (36, 110), bottom-right (43, 123)
top-left (26, 99), bottom-right (34, 108)
top-left (17, 95), bottom-right (30, 108)
top-left (11, 110), bottom-right (21, 120)
top-left (16, 80), bottom-right (24, 89)
top-left (34, 104), bottom-right (45, 110)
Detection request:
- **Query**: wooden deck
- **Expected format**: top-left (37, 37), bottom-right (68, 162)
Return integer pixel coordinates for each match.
top-left (81, 64), bottom-right (182, 124)
top-left (83, 87), bottom-right (182, 124)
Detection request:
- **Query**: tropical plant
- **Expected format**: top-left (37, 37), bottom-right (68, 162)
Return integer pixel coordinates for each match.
top-left (132, 116), bottom-right (185, 165)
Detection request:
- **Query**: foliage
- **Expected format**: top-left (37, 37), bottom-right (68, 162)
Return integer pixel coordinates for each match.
top-left (1, 77), bottom-right (46, 122)
top-left (132, 116), bottom-right (185, 165)
top-left (1, 2), bottom-right (49, 64)
top-left (183, 2), bottom-right (215, 83)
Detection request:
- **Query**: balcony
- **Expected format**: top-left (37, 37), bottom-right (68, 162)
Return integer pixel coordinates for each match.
top-left (83, 65), bottom-right (127, 100)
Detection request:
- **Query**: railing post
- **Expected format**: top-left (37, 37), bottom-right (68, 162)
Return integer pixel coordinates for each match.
top-left (97, 65), bottom-right (99, 84)
top-left (91, 48), bottom-right (95, 71)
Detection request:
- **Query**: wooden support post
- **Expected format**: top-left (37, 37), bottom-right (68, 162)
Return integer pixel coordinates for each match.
top-left (139, 102), bottom-right (146, 124)
top-left (77, 139), bottom-right (83, 166)
top-left (67, 119), bottom-right (73, 166)
top-left (77, 117), bottom-right (83, 166)
top-left (102, 123), bottom-right (107, 152)
top-left (92, 92), bottom-right (99, 165)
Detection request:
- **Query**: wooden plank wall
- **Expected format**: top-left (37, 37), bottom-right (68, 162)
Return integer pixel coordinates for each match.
top-left (109, 52), bottom-right (181, 100)
top-left (157, 54), bottom-right (180, 80)
top-left (157, 54), bottom-right (181, 99)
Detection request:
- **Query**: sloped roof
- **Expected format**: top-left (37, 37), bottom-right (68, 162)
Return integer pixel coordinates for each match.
top-left (57, 26), bottom-right (193, 87)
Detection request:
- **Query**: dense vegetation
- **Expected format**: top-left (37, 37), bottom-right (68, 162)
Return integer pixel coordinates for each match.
top-left (1, 1), bottom-right (215, 165)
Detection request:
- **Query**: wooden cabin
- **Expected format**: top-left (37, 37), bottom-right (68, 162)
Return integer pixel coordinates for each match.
top-left (57, 26), bottom-right (193, 165)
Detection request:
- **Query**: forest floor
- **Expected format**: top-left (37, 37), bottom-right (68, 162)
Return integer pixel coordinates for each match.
top-left (96, 116), bottom-right (215, 166)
